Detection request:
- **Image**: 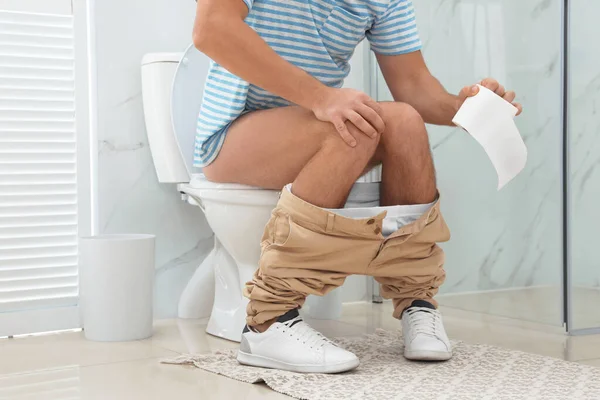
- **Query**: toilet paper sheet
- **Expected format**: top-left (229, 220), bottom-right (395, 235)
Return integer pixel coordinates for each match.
top-left (452, 85), bottom-right (527, 190)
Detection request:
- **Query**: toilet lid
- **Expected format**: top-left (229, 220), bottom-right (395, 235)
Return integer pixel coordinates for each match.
top-left (171, 44), bottom-right (211, 176)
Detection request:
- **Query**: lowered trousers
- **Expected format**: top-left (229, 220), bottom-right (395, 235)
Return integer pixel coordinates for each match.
top-left (244, 187), bottom-right (451, 326)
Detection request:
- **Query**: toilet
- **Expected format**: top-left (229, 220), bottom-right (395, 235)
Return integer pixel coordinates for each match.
top-left (141, 44), bottom-right (381, 342)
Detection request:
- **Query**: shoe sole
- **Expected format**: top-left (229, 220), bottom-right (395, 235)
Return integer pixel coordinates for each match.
top-left (237, 351), bottom-right (360, 374)
top-left (404, 349), bottom-right (452, 361)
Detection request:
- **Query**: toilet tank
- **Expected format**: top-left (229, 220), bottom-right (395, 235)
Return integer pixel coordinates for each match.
top-left (141, 53), bottom-right (189, 183)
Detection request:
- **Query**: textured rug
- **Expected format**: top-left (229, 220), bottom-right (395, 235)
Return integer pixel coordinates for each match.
top-left (163, 330), bottom-right (600, 400)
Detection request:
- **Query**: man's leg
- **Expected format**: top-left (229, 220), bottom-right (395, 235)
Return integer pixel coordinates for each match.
top-left (372, 103), bottom-right (437, 206)
top-left (205, 106), bottom-right (383, 373)
top-left (203, 105), bottom-right (379, 208)
top-left (365, 105), bottom-right (452, 361)
top-left (205, 103), bottom-right (450, 371)
top-left (370, 200), bottom-right (452, 361)
top-left (206, 102), bottom-right (445, 321)
top-left (204, 103), bottom-right (436, 207)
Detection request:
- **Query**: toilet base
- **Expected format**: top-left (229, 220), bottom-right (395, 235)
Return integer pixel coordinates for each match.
top-left (177, 238), bottom-right (248, 342)
top-left (205, 301), bottom-right (248, 342)
top-left (204, 238), bottom-right (251, 342)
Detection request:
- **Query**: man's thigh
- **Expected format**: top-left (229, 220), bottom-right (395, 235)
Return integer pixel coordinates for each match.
top-left (202, 103), bottom-right (394, 189)
top-left (202, 106), bottom-right (336, 189)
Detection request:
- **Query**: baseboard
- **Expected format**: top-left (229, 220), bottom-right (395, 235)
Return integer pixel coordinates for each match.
top-left (0, 305), bottom-right (81, 338)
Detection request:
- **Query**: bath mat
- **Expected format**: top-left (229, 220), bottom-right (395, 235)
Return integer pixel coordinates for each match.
top-left (163, 330), bottom-right (600, 400)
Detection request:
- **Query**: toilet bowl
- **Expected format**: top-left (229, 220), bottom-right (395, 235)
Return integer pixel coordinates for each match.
top-left (177, 176), bottom-right (279, 340)
top-left (141, 44), bottom-right (381, 342)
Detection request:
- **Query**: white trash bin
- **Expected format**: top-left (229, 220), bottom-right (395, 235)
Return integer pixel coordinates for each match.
top-left (79, 234), bottom-right (155, 341)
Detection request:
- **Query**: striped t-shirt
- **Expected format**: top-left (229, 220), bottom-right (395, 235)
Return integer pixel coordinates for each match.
top-left (194, 0), bottom-right (422, 167)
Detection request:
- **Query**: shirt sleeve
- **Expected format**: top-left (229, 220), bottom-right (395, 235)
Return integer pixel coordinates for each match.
top-left (366, 0), bottom-right (422, 55)
top-left (241, 0), bottom-right (253, 11)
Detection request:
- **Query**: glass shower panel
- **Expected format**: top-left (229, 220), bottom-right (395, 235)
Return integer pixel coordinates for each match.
top-left (568, 0), bottom-right (600, 332)
top-left (375, 0), bottom-right (563, 325)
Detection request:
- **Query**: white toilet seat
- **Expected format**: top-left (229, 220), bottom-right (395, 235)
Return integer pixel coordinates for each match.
top-left (179, 173), bottom-right (381, 207)
top-left (178, 174), bottom-right (280, 207)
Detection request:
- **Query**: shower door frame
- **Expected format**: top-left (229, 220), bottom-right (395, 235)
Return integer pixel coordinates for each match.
top-left (562, 0), bottom-right (600, 336)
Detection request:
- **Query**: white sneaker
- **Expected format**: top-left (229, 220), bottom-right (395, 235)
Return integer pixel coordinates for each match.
top-left (237, 309), bottom-right (359, 373)
top-left (401, 300), bottom-right (452, 361)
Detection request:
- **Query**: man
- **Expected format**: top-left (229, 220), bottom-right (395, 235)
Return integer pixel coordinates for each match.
top-left (192, 0), bottom-right (522, 373)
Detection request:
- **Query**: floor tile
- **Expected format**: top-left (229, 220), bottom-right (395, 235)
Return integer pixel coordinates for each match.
top-left (569, 287), bottom-right (600, 330)
top-left (0, 368), bottom-right (83, 399)
top-left (0, 330), bottom-right (175, 376)
top-left (437, 286), bottom-right (564, 326)
top-left (577, 358), bottom-right (600, 368)
top-left (78, 358), bottom-right (287, 400)
top-left (437, 286), bottom-right (600, 330)
top-left (145, 319), bottom-right (239, 355)
top-left (304, 317), bottom-right (373, 338)
top-left (564, 334), bottom-right (600, 362)
top-left (443, 314), bottom-right (567, 359)
top-left (0, 358), bottom-right (288, 400)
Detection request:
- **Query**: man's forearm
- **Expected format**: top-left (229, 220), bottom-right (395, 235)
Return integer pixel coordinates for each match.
top-left (393, 72), bottom-right (459, 126)
top-left (194, 2), bottom-right (327, 111)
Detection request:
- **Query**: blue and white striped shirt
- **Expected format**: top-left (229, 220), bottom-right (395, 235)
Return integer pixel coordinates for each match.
top-left (194, 0), bottom-right (421, 167)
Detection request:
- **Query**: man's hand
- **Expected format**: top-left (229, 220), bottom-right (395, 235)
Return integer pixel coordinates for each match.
top-left (458, 78), bottom-right (523, 115)
top-left (312, 87), bottom-right (385, 147)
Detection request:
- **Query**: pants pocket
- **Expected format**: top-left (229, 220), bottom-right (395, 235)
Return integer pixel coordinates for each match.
top-left (261, 211), bottom-right (292, 251)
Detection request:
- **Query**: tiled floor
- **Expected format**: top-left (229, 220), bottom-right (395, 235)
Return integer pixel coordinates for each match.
top-left (1, 295), bottom-right (600, 399)
top-left (438, 286), bottom-right (600, 329)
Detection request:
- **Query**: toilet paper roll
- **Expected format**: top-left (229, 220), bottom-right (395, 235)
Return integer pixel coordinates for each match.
top-left (452, 85), bottom-right (527, 190)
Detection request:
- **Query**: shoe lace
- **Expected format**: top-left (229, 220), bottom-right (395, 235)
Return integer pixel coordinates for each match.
top-left (405, 307), bottom-right (441, 337)
top-left (279, 317), bottom-right (334, 349)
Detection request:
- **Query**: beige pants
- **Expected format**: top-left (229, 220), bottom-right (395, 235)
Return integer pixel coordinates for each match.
top-left (244, 187), bottom-right (451, 326)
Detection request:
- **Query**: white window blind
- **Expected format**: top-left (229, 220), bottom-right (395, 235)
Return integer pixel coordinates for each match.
top-left (0, 9), bottom-right (81, 336)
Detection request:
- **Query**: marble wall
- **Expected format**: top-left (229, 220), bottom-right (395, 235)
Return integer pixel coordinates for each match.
top-left (94, 0), bottom-right (214, 318)
top-left (570, 0), bottom-right (600, 290)
top-left (376, 0), bottom-right (564, 299)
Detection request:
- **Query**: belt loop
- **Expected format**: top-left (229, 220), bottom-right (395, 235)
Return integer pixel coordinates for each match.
top-left (326, 213), bottom-right (335, 233)
top-left (427, 206), bottom-right (436, 221)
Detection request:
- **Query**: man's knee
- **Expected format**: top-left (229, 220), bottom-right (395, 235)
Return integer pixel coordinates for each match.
top-left (321, 122), bottom-right (381, 163)
top-left (379, 102), bottom-right (429, 151)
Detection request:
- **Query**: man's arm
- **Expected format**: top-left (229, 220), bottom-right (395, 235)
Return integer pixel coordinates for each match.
top-left (376, 51), bottom-right (522, 126)
top-left (194, 0), bottom-right (323, 112)
top-left (194, 0), bottom-right (385, 145)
